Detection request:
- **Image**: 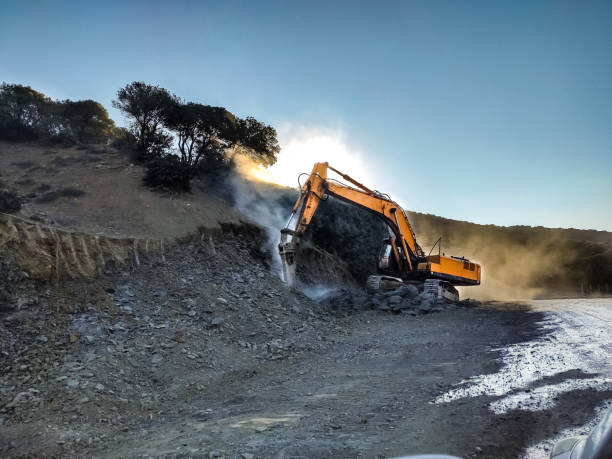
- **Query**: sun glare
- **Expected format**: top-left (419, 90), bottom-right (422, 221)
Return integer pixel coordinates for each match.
top-left (243, 126), bottom-right (374, 189)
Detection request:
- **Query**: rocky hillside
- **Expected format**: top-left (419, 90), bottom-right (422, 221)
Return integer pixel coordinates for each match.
top-left (0, 224), bottom-right (337, 456)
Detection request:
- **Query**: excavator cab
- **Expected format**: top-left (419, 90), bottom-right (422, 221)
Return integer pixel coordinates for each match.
top-left (377, 238), bottom-right (403, 274)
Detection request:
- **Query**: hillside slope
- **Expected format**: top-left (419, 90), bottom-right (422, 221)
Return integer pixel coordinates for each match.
top-left (0, 141), bottom-right (244, 240)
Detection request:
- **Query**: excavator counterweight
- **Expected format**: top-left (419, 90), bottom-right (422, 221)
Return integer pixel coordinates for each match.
top-left (278, 162), bottom-right (481, 301)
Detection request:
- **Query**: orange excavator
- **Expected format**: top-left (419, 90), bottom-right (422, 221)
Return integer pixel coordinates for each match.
top-left (278, 162), bottom-right (481, 302)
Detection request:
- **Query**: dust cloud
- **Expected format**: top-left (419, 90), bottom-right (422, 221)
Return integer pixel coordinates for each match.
top-left (411, 215), bottom-right (588, 301)
top-left (228, 157), bottom-right (295, 278)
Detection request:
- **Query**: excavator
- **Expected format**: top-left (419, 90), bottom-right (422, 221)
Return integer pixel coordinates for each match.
top-left (278, 162), bottom-right (481, 302)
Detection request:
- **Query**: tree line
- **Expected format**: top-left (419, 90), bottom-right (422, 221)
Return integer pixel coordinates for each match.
top-left (0, 83), bottom-right (115, 144)
top-left (0, 82), bottom-right (279, 191)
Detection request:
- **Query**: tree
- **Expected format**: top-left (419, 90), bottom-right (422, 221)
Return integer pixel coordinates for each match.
top-left (59, 100), bottom-right (115, 143)
top-left (163, 102), bottom-right (239, 170)
top-left (112, 82), bottom-right (176, 161)
top-left (235, 116), bottom-right (279, 167)
top-left (0, 83), bottom-right (50, 140)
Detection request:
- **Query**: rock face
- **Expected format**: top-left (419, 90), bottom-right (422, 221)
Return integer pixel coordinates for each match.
top-left (318, 284), bottom-right (458, 315)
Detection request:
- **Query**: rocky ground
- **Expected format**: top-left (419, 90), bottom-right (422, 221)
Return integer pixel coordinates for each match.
top-left (1, 227), bottom-right (611, 458)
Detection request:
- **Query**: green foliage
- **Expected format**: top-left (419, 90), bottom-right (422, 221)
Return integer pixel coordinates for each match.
top-left (0, 83), bottom-right (115, 144)
top-left (163, 102), bottom-right (239, 168)
top-left (109, 127), bottom-right (137, 152)
top-left (0, 83), bottom-right (49, 140)
top-left (143, 156), bottom-right (193, 192)
top-left (0, 185), bottom-right (22, 213)
top-left (112, 82), bottom-right (176, 161)
top-left (235, 117), bottom-right (280, 167)
top-left (58, 100), bottom-right (115, 143)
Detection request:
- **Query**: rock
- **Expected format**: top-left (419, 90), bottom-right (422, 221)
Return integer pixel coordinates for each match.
top-left (7, 391), bottom-right (33, 407)
top-left (211, 316), bottom-right (224, 326)
top-left (84, 335), bottom-right (96, 344)
top-left (172, 330), bottom-right (185, 343)
top-left (37, 336), bottom-right (48, 343)
top-left (78, 397), bottom-right (89, 404)
top-left (95, 383), bottom-right (105, 391)
top-left (216, 297), bottom-right (228, 304)
top-left (388, 295), bottom-right (402, 305)
top-left (151, 354), bottom-right (163, 365)
top-left (397, 285), bottom-right (419, 298)
top-left (67, 379), bottom-right (79, 388)
top-left (241, 454), bottom-right (254, 459)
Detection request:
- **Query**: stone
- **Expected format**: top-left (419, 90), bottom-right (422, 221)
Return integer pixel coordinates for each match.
top-left (172, 331), bottom-right (185, 343)
top-left (151, 354), bottom-right (163, 365)
top-left (388, 295), bottom-right (402, 305)
top-left (95, 383), bottom-right (105, 391)
top-left (67, 379), bottom-right (79, 388)
top-left (211, 317), bottom-right (224, 326)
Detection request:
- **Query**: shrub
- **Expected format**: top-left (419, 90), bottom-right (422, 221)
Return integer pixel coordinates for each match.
top-left (0, 187), bottom-right (22, 213)
top-left (110, 127), bottom-right (137, 152)
top-left (144, 156), bottom-right (193, 192)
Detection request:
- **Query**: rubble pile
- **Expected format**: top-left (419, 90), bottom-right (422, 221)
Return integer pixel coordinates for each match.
top-left (319, 284), bottom-right (459, 315)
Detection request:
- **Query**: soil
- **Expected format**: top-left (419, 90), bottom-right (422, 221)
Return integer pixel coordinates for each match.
top-left (2, 230), bottom-right (610, 458)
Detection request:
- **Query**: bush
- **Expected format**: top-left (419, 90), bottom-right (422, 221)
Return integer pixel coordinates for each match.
top-left (110, 127), bottom-right (137, 152)
top-left (144, 156), bottom-right (193, 192)
top-left (0, 187), bottom-right (22, 213)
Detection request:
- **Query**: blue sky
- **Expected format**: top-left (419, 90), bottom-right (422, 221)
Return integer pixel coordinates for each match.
top-left (2, 1), bottom-right (611, 230)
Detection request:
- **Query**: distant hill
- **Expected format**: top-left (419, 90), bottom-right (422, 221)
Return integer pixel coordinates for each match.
top-left (407, 212), bottom-right (612, 299)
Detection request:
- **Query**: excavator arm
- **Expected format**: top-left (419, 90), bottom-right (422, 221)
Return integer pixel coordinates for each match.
top-left (279, 162), bottom-right (480, 290)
